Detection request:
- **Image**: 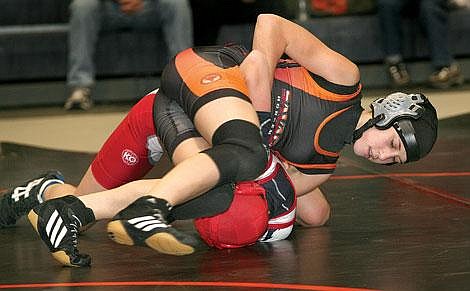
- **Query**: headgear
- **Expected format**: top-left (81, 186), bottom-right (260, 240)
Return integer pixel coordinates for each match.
top-left (353, 92), bottom-right (438, 162)
top-left (194, 153), bottom-right (296, 249)
top-left (194, 181), bottom-right (268, 249)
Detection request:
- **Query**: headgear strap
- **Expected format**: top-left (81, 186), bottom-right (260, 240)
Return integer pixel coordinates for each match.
top-left (393, 119), bottom-right (420, 162)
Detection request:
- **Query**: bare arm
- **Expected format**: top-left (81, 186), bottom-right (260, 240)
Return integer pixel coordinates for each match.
top-left (285, 165), bottom-right (331, 227)
top-left (250, 14), bottom-right (360, 87)
top-left (285, 165), bottom-right (331, 197)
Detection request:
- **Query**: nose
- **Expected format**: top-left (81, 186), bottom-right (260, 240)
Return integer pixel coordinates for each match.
top-left (378, 149), bottom-right (398, 161)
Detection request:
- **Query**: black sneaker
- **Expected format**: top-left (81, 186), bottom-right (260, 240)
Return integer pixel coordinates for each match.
top-left (107, 196), bottom-right (199, 256)
top-left (28, 195), bottom-right (95, 267)
top-left (0, 171), bottom-right (64, 228)
top-left (387, 62), bottom-right (411, 87)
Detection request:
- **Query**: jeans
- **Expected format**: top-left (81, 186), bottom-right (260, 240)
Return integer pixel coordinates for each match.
top-left (67, 0), bottom-right (193, 88)
top-left (377, 0), bottom-right (453, 68)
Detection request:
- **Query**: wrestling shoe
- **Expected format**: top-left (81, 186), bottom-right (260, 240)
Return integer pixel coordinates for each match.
top-left (107, 196), bottom-right (199, 256)
top-left (28, 195), bottom-right (95, 267)
top-left (0, 171), bottom-right (64, 228)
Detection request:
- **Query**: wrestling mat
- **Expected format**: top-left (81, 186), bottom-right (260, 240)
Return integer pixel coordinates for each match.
top-left (0, 114), bottom-right (469, 291)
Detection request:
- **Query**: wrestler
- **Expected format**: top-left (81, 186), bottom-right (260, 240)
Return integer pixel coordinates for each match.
top-left (0, 14), bottom-right (437, 267)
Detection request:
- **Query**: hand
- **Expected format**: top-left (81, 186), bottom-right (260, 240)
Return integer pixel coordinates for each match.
top-left (119, 0), bottom-right (144, 14)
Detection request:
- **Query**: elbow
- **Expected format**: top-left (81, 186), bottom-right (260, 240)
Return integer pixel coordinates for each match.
top-left (256, 13), bottom-right (278, 25)
top-left (339, 62), bottom-right (361, 86)
top-left (351, 63), bottom-right (361, 84)
top-left (255, 13), bottom-right (283, 33)
top-left (240, 50), bottom-right (268, 81)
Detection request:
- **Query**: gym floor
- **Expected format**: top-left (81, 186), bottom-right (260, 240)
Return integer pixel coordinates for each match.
top-left (0, 85), bottom-right (469, 291)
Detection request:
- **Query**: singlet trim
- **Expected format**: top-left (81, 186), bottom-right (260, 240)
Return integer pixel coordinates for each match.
top-left (314, 106), bottom-right (352, 158)
top-left (309, 72), bottom-right (362, 96)
top-left (286, 162), bottom-right (337, 170)
top-left (191, 88), bottom-right (251, 119)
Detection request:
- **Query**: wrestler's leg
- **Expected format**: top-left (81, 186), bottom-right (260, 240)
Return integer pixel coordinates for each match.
top-left (26, 93), bottom-right (209, 265)
top-left (77, 136), bottom-right (211, 220)
top-left (146, 48), bottom-right (266, 205)
top-left (64, 88), bottom-right (213, 219)
top-left (27, 136), bottom-right (209, 266)
top-left (105, 48), bottom-right (268, 255)
top-left (40, 91), bottom-right (162, 202)
top-left (50, 88), bottom-right (212, 221)
top-left (71, 135), bottom-right (211, 220)
top-left (144, 99), bottom-right (260, 205)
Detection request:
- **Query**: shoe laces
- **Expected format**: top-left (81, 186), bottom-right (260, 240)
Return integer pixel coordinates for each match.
top-left (149, 208), bottom-right (168, 224)
top-left (143, 197), bottom-right (172, 223)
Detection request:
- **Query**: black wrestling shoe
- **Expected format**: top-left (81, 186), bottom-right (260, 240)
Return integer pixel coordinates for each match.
top-left (0, 171), bottom-right (64, 228)
top-left (28, 195), bottom-right (95, 267)
top-left (107, 196), bottom-right (199, 256)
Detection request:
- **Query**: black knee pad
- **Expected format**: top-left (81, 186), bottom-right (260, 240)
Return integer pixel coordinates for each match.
top-left (203, 119), bottom-right (267, 185)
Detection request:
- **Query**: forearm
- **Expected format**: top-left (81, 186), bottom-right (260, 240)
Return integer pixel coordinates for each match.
top-left (240, 50), bottom-right (272, 111)
top-left (286, 165), bottom-right (330, 197)
top-left (252, 14), bottom-right (360, 86)
top-left (281, 164), bottom-right (331, 226)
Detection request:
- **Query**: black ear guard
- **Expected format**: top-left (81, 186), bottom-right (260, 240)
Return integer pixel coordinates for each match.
top-left (393, 119), bottom-right (419, 163)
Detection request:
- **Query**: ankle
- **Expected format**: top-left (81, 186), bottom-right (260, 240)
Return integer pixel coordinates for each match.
top-left (61, 195), bottom-right (96, 226)
top-left (43, 183), bottom-right (75, 201)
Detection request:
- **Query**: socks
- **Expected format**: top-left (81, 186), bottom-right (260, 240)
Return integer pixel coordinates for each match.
top-left (37, 179), bottom-right (64, 203)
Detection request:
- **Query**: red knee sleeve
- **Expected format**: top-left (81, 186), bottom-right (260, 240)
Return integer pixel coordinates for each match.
top-left (91, 91), bottom-right (163, 189)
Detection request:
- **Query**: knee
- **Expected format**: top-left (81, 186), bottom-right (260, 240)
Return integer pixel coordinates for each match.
top-left (70, 0), bottom-right (100, 15)
top-left (232, 139), bottom-right (267, 181)
top-left (205, 120), bottom-right (268, 184)
top-left (297, 200), bottom-right (331, 227)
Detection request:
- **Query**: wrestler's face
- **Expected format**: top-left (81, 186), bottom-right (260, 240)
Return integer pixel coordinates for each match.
top-left (353, 126), bottom-right (407, 164)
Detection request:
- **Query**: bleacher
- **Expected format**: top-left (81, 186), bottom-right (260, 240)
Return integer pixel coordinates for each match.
top-left (1, 0), bottom-right (469, 107)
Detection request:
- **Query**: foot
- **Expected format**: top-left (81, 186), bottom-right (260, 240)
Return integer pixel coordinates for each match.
top-left (428, 63), bottom-right (464, 89)
top-left (107, 196), bottom-right (200, 256)
top-left (0, 171), bottom-right (64, 228)
top-left (387, 62), bottom-right (410, 87)
top-left (64, 87), bottom-right (93, 110)
top-left (28, 195), bottom-right (95, 267)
